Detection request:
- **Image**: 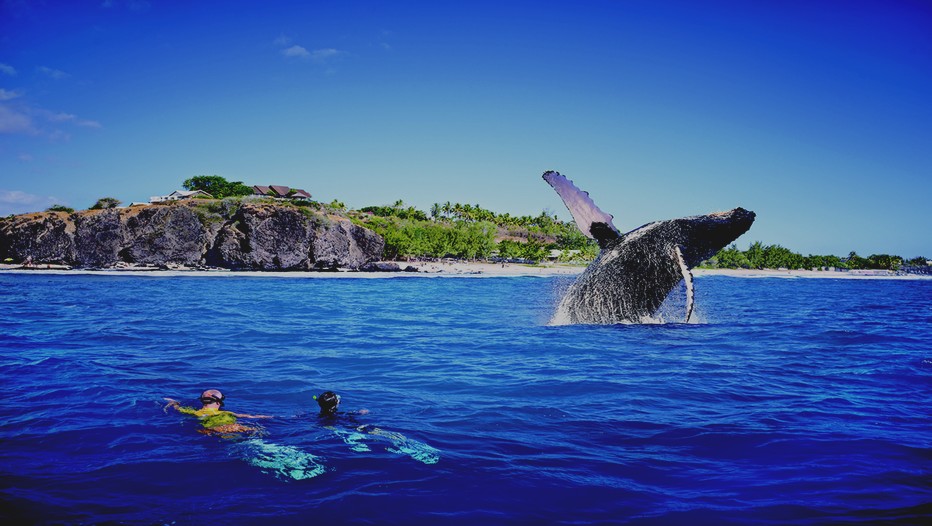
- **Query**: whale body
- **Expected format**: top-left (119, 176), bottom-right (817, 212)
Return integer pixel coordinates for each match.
top-left (544, 171), bottom-right (755, 324)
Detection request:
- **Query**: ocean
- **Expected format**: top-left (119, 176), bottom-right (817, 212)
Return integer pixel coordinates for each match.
top-left (0, 272), bottom-right (929, 525)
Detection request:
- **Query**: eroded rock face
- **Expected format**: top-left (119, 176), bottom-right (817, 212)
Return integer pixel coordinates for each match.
top-left (0, 212), bottom-right (75, 263)
top-left (310, 219), bottom-right (385, 270)
top-left (0, 201), bottom-right (384, 270)
top-left (122, 206), bottom-right (215, 266)
top-left (73, 209), bottom-right (125, 268)
top-left (208, 204), bottom-right (315, 270)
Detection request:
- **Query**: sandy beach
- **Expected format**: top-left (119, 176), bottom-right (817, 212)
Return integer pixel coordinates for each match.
top-left (0, 262), bottom-right (928, 279)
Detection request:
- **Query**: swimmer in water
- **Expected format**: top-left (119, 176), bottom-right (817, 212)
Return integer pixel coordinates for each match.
top-left (315, 390), bottom-right (369, 418)
top-left (313, 390), bottom-right (439, 464)
top-left (164, 389), bottom-right (271, 435)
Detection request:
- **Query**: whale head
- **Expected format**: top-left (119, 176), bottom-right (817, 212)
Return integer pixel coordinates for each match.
top-left (670, 207), bottom-right (756, 267)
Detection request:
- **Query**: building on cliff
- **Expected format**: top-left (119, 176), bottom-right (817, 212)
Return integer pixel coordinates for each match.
top-left (252, 185), bottom-right (312, 200)
top-left (149, 190), bottom-right (214, 203)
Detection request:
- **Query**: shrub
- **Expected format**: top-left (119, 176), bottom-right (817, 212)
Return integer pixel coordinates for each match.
top-left (90, 197), bottom-right (121, 210)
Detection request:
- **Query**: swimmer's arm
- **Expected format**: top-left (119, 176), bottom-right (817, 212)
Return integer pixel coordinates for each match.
top-left (163, 398), bottom-right (196, 415)
top-left (231, 412), bottom-right (273, 419)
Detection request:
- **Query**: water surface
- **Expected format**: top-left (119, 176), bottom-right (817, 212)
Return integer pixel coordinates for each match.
top-left (0, 273), bottom-right (929, 524)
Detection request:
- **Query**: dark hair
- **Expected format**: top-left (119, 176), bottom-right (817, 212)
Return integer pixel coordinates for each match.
top-left (316, 391), bottom-right (340, 414)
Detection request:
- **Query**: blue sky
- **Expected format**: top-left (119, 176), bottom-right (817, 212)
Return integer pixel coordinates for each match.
top-left (1, 0), bottom-right (929, 257)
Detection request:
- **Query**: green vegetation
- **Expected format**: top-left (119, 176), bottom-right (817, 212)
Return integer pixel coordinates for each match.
top-left (182, 175), bottom-right (253, 199)
top-left (353, 200), bottom-right (598, 262)
top-left (702, 242), bottom-right (923, 271)
top-left (90, 197), bottom-right (122, 210)
top-left (46, 204), bottom-right (75, 213)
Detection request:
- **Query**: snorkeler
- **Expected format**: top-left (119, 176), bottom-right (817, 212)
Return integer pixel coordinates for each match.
top-left (315, 390), bottom-right (369, 417)
top-left (163, 389), bottom-right (325, 480)
top-left (314, 390), bottom-right (439, 464)
top-left (163, 389), bottom-right (271, 435)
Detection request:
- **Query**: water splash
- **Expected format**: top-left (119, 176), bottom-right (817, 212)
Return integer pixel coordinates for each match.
top-left (549, 276), bottom-right (700, 326)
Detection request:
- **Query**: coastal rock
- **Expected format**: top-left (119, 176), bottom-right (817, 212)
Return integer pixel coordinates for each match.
top-left (208, 203), bottom-right (315, 270)
top-left (0, 212), bottom-right (75, 263)
top-left (311, 220), bottom-right (385, 270)
top-left (359, 261), bottom-right (402, 272)
top-left (73, 209), bottom-right (125, 268)
top-left (0, 201), bottom-right (384, 271)
top-left (122, 206), bottom-right (215, 266)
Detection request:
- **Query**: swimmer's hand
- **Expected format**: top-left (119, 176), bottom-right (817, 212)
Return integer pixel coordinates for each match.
top-left (162, 398), bottom-right (180, 413)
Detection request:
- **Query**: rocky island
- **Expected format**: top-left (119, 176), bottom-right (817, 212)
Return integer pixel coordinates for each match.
top-left (0, 200), bottom-right (385, 271)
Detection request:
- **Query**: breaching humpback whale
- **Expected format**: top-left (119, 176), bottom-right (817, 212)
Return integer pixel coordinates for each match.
top-left (544, 171), bottom-right (755, 324)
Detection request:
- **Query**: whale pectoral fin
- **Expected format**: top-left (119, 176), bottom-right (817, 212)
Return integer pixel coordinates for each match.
top-left (542, 171), bottom-right (620, 247)
top-left (673, 245), bottom-right (695, 322)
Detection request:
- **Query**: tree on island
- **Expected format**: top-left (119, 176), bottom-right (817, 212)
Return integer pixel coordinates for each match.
top-left (182, 175), bottom-right (253, 199)
top-left (46, 204), bottom-right (75, 213)
top-left (90, 197), bottom-right (121, 210)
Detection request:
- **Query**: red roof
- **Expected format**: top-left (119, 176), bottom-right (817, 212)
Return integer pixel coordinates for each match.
top-left (253, 184), bottom-right (312, 199)
top-left (269, 185), bottom-right (291, 197)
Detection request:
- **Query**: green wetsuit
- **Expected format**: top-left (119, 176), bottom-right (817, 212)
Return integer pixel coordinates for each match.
top-left (177, 406), bottom-right (238, 429)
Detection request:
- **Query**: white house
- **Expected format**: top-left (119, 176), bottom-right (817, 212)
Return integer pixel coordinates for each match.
top-left (149, 190), bottom-right (213, 203)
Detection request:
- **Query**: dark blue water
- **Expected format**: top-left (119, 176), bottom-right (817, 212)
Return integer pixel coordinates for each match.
top-left (1, 273), bottom-right (930, 525)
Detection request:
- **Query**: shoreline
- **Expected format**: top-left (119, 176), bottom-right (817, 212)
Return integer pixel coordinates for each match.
top-left (691, 268), bottom-right (931, 280)
top-left (0, 262), bottom-right (929, 280)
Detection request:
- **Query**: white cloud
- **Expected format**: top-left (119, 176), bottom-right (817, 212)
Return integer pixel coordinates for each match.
top-left (46, 112), bottom-right (76, 122)
top-left (0, 104), bottom-right (36, 134)
top-left (44, 111), bottom-right (102, 128)
top-left (38, 66), bottom-right (70, 80)
top-left (309, 48), bottom-right (344, 63)
top-left (273, 34), bottom-right (292, 47)
top-left (0, 63), bottom-right (16, 76)
top-left (0, 190), bottom-right (60, 215)
top-left (279, 41), bottom-right (346, 64)
top-left (282, 45), bottom-right (311, 58)
top-left (0, 104), bottom-right (101, 136)
top-left (0, 89), bottom-right (22, 101)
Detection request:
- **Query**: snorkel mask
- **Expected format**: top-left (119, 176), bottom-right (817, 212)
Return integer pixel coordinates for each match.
top-left (314, 391), bottom-right (340, 413)
top-left (199, 390), bottom-right (225, 407)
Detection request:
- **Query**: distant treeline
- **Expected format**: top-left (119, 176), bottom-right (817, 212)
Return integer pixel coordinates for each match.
top-left (47, 175), bottom-right (927, 268)
top-left (355, 201), bottom-right (929, 269)
top-left (702, 242), bottom-right (927, 271)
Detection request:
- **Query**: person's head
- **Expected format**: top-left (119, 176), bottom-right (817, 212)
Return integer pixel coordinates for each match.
top-left (199, 389), bottom-right (225, 408)
top-left (315, 391), bottom-right (340, 414)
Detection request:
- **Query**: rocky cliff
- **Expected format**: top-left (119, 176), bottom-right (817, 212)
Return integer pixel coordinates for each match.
top-left (0, 200), bottom-right (384, 270)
